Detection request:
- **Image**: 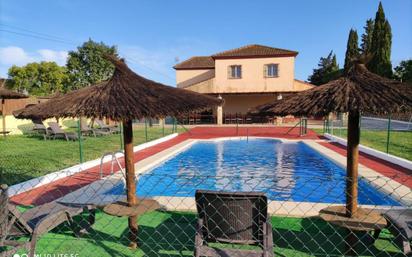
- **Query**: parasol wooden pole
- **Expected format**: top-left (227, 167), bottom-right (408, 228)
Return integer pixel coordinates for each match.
top-left (1, 99), bottom-right (6, 137)
top-left (346, 111), bottom-right (360, 217)
top-left (123, 119), bottom-right (138, 248)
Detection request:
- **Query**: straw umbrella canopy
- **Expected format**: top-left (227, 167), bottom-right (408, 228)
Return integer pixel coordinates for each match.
top-left (0, 86), bottom-right (28, 136)
top-left (255, 63), bottom-right (412, 218)
top-left (15, 56), bottom-right (222, 247)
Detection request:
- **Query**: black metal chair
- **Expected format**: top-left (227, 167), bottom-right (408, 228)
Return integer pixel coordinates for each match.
top-left (194, 190), bottom-right (274, 257)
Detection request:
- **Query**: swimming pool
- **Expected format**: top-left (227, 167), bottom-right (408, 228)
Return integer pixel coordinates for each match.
top-left (106, 138), bottom-right (399, 205)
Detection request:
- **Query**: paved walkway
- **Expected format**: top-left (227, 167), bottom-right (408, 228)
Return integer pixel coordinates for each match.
top-left (10, 126), bottom-right (410, 206)
top-left (319, 142), bottom-right (412, 188)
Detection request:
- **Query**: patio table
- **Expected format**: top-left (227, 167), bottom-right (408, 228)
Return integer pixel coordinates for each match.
top-left (102, 199), bottom-right (161, 248)
top-left (319, 206), bottom-right (387, 256)
top-left (55, 201), bottom-right (97, 235)
top-left (0, 131), bottom-right (10, 136)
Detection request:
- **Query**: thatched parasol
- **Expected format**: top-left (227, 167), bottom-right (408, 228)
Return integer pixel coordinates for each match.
top-left (15, 56), bottom-right (221, 247)
top-left (0, 86), bottom-right (28, 136)
top-left (255, 63), bottom-right (412, 218)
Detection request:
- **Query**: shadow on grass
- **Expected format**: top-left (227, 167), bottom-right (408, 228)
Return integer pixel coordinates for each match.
top-left (137, 212), bottom-right (403, 257)
top-left (7, 210), bottom-right (404, 257)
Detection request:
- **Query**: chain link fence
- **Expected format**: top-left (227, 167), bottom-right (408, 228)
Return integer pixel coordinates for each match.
top-left (324, 114), bottom-right (412, 161)
top-left (0, 118), bottom-right (181, 186)
top-left (0, 121), bottom-right (411, 257)
top-left (1, 173), bottom-right (411, 257)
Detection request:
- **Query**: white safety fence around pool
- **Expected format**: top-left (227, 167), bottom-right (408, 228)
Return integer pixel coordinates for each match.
top-left (1, 172), bottom-right (411, 257)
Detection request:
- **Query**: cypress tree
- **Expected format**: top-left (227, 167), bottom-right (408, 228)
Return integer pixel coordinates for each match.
top-left (368, 2), bottom-right (392, 77)
top-left (361, 19), bottom-right (374, 55)
top-left (344, 29), bottom-right (360, 73)
top-left (308, 51), bottom-right (341, 85)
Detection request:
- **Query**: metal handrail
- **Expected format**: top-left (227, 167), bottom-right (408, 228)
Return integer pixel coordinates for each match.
top-left (286, 119), bottom-right (301, 135)
top-left (286, 118), bottom-right (307, 136)
top-left (99, 151), bottom-right (125, 179)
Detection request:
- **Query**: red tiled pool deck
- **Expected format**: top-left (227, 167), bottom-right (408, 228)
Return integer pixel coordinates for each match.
top-left (10, 126), bottom-right (411, 206)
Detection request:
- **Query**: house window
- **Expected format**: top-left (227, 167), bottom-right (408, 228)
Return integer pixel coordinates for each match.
top-left (264, 64), bottom-right (279, 78)
top-left (228, 65), bottom-right (242, 79)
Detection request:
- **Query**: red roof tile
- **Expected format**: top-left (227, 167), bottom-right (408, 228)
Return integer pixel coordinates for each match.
top-left (212, 44), bottom-right (298, 58)
top-left (173, 56), bottom-right (215, 70)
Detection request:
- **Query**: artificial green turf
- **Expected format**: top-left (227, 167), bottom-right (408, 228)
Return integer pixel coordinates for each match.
top-left (0, 126), bottom-right (184, 185)
top-left (7, 210), bottom-right (403, 257)
top-left (313, 128), bottom-right (412, 161)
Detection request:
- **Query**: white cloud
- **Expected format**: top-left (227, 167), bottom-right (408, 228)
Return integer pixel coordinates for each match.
top-left (38, 49), bottom-right (68, 66)
top-left (0, 46), bottom-right (35, 66)
top-left (0, 46), bottom-right (69, 77)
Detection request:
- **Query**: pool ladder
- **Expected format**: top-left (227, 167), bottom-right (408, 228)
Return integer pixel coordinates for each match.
top-left (99, 151), bottom-right (126, 180)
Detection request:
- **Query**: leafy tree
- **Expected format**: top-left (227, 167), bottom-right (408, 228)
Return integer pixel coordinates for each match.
top-left (360, 19), bottom-right (374, 55)
top-left (66, 39), bottom-right (118, 90)
top-left (344, 29), bottom-right (360, 73)
top-left (7, 62), bottom-right (68, 96)
top-left (394, 60), bottom-right (412, 83)
top-left (308, 51), bottom-right (342, 85)
top-left (367, 2), bottom-right (392, 78)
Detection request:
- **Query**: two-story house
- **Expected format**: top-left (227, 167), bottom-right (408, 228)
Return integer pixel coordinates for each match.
top-left (174, 44), bottom-right (314, 125)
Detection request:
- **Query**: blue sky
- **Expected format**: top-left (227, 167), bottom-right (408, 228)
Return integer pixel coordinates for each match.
top-left (0, 0), bottom-right (411, 85)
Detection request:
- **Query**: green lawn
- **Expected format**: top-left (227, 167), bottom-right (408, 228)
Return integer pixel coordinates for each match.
top-left (0, 126), bottom-right (183, 185)
top-left (6, 209), bottom-right (403, 257)
top-left (313, 128), bottom-right (412, 161)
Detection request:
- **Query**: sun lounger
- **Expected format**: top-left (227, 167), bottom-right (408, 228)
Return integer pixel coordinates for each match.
top-left (47, 122), bottom-right (78, 141)
top-left (194, 190), bottom-right (274, 257)
top-left (95, 119), bottom-right (120, 134)
top-left (375, 209), bottom-right (412, 255)
top-left (0, 184), bottom-right (95, 257)
top-left (80, 120), bottom-right (110, 137)
top-left (31, 119), bottom-right (49, 140)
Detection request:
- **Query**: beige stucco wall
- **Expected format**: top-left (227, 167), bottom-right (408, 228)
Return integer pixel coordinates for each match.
top-left (220, 94), bottom-right (279, 114)
top-left (214, 57), bottom-right (295, 93)
top-left (183, 78), bottom-right (216, 93)
top-left (293, 79), bottom-right (314, 91)
top-left (1, 115), bottom-right (74, 135)
top-left (176, 69), bottom-right (212, 86)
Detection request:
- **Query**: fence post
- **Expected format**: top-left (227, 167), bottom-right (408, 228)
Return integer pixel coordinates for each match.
top-left (145, 118), bottom-right (148, 142)
top-left (119, 122), bottom-right (123, 150)
top-left (323, 120), bottom-right (325, 134)
top-left (162, 119), bottom-right (165, 137)
top-left (331, 119), bottom-right (334, 136)
top-left (77, 119), bottom-right (84, 163)
top-left (327, 119), bottom-right (330, 133)
top-left (386, 114), bottom-right (391, 154)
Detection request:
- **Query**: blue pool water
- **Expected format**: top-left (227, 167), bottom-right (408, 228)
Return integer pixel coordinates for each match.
top-left (106, 139), bottom-right (399, 205)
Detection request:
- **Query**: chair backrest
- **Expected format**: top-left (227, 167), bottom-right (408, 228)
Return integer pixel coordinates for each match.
top-left (47, 122), bottom-right (64, 134)
top-left (0, 184), bottom-right (9, 242)
top-left (32, 119), bottom-right (46, 130)
top-left (195, 190), bottom-right (268, 245)
top-left (95, 119), bottom-right (108, 128)
top-left (80, 120), bottom-right (90, 131)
